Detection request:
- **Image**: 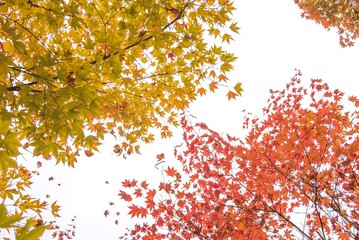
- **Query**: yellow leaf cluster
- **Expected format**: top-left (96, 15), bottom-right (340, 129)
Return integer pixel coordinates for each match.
top-left (0, 0), bottom-right (238, 161)
top-left (0, 0), bottom-right (239, 236)
top-left (0, 167), bottom-right (56, 238)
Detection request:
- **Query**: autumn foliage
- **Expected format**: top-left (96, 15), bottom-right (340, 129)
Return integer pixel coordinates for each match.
top-left (116, 71), bottom-right (359, 239)
top-left (0, 0), bottom-right (240, 237)
top-left (294, 0), bottom-right (359, 47)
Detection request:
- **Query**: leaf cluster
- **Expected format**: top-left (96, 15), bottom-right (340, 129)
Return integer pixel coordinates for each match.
top-left (294, 0), bottom-right (359, 47)
top-left (116, 72), bottom-right (359, 239)
top-left (0, 0), bottom-right (239, 237)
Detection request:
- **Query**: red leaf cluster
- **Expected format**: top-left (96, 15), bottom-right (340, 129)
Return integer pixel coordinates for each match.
top-left (116, 71), bottom-right (359, 239)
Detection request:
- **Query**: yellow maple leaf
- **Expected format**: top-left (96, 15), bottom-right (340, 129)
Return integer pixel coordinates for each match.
top-left (51, 201), bottom-right (61, 218)
top-left (234, 82), bottom-right (243, 96)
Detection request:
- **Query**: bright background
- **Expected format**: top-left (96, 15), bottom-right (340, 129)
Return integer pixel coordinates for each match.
top-left (23, 0), bottom-right (359, 239)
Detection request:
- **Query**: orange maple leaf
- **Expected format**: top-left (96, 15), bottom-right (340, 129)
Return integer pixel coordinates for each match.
top-left (165, 166), bottom-right (177, 177)
top-left (226, 91), bottom-right (238, 100)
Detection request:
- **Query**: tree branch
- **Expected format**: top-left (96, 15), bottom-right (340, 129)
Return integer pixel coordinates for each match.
top-left (0, 13), bottom-right (52, 54)
top-left (90, 0), bottom-right (190, 65)
top-left (5, 0), bottom-right (190, 91)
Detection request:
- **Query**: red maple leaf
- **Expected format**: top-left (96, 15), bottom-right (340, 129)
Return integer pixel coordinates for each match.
top-left (122, 179), bottom-right (136, 188)
top-left (128, 204), bottom-right (147, 218)
top-left (167, 52), bottom-right (176, 60)
top-left (165, 166), bottom-right (177, 177)
top-left (104, 210), bottom-right (109, 217)
top-left (140, 181), bottom-right (149, 189)
top-left (118, 190), bottom-right (132, 202)
top-left (134, 188), bottom-right (142, 198)
top-left (116, 72), bottom-right (359, 239)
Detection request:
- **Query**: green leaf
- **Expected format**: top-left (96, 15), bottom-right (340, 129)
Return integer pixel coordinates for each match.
top-left (0, 151), bottom-right (18, 171)
top-left (0, 203), bottom-right (7, 218)
top-left (0, 53), bottom-right (11, 79)
top-left (0, 119), bottom-right (10, 135)
top-left (2, 132), bottom-right (21, 156)
top-left (18, 226), bottom-right (46, 240)
top-left (83, 37), bottom-right (96, 50)
top-left (14, 219), bottom-right (32, 240)
top-left (14, 40), bottom-right (27, 55)
top-left (0, 214), bottom-right (22, 228)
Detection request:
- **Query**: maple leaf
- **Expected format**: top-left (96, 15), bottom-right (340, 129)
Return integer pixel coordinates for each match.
top-left (104, 210), bottom-right (110, 217)
top-left (118, 190), bottom-right (132, 202)
top-left (51, 201), bottom-right (61, 217)
top-left (349, 95), bottom-right (359, 107)
top-left (209, 70), bottom-right (217, 79)
top-left (0, 0), bottom-right (240, 235)
top-left (146, 189), bottom-right (156, 201)
top-left (128, 204), bottom-right (148, 218)
top-left (145, 199), bottom-right (155, 211)
top-left (134, 188), bottom-right (142, 198)
top-left (234, 82), bottom-right (243, 96)
top-left (117, 72), bottom-right (359, 239)
top-left (226, 91), bottom-right (238, 100)
top-left (209, 81), bottom-right (218, 92)
top-left (121, 101), bottom-right (128, 109)
top-left (167, 52), bottom-right (176, 60)
top-left (122, 179), bottom-right (136, 188)
top-left (218, 74), bottom-right (228, 82)
top-left (156, 153), bottom-right (165, 161)
top-left (197, 87), bottom-right (207, 96)
top-left (140, 181), bottom-right (149, 189)
top-left (130, 179), bottom-right (138, 187)
top-left (122, 179), bottom-right (131, 188)
top-left (165, 166), bottom-right (177, 177)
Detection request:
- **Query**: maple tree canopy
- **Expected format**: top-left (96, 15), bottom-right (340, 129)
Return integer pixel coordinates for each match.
top-left (116, 71), bottom-right (359, 239)
top-left (294, 0), bottom-right (359, 47)
top-left (0, 0), bottom-right (239, 238)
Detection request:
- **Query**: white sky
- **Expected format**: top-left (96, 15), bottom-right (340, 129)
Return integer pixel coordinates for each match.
top-left (23, 0), bottom-right (359, 239)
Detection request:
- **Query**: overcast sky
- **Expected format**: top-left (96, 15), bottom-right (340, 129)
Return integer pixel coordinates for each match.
top-left (24, 1), bottom-right (359, 239)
